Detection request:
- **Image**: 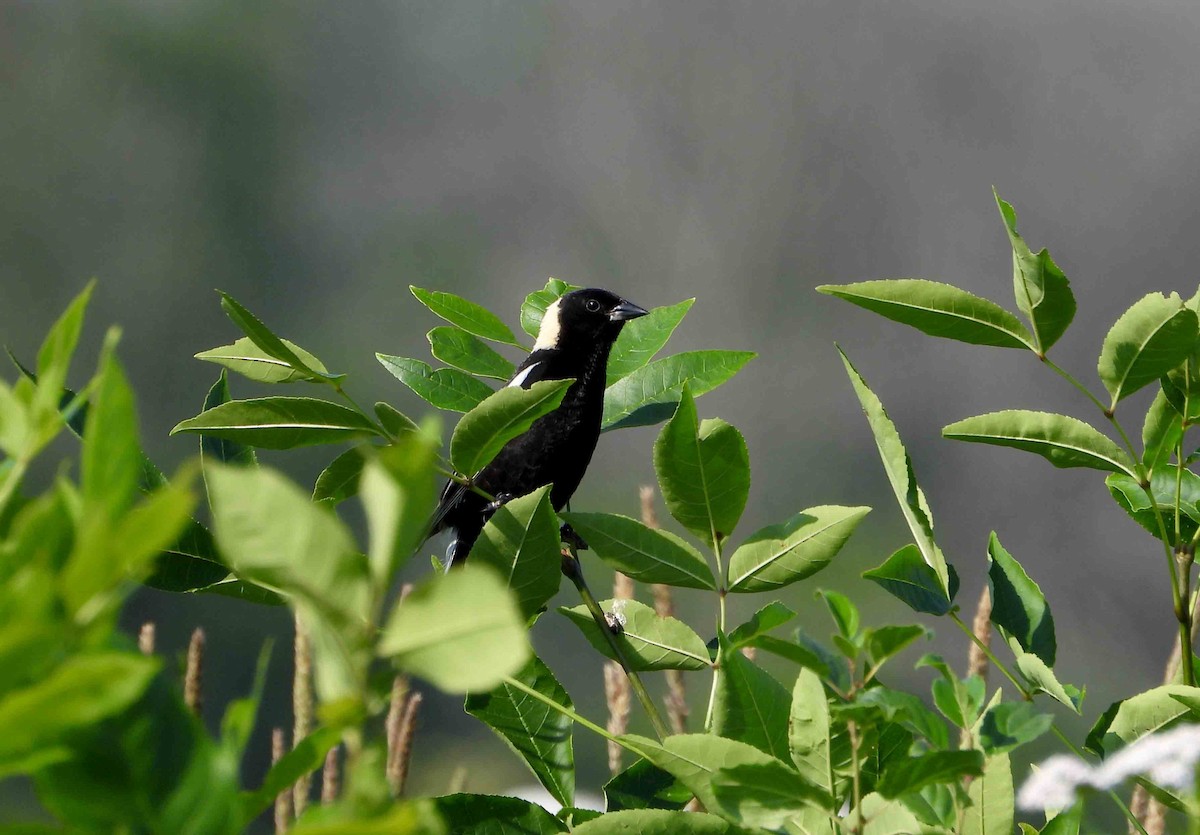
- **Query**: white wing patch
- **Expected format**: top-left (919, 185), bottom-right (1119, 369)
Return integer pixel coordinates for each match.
top-left (507, 362), bottom-right (541, 388)
top-left (533, 299), bottom-right (562, 351)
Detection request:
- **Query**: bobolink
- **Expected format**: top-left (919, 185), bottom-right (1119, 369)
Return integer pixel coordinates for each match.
top-left (430, 288), bottom-right (648, 566)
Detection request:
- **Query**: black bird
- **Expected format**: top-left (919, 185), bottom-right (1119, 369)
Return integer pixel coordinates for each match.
top-left (430, 288), bottom-right (648, 567)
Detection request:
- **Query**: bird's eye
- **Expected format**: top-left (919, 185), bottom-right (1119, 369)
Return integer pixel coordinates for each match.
top-left (585, 299), bottom-right (602, 313)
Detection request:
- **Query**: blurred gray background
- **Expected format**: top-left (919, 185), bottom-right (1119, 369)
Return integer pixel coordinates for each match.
top-left (4, 0), bottom-right (1200, 828)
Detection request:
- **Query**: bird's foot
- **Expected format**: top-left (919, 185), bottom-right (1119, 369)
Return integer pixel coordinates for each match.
top-left (559, 523), bottom-right (589, 551)
top-left (483, 492), bottom-right (516, 513)
top-left (604, 611), bottom-right (625, 634)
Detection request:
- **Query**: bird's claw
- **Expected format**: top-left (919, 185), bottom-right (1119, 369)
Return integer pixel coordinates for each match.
top-left (559, 523), bottom-right (589, 551)
top-left (484, 492), bottom-right (516, 514)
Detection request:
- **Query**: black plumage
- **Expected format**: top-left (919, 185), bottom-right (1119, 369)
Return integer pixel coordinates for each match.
top-left (429, 288), bottom-right (648, 567)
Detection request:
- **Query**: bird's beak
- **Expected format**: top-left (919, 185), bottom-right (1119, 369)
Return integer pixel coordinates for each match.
top-left (609, 300), bottom-right (649, 322)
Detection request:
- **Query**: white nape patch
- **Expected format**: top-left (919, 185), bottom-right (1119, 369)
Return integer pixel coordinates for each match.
top-left (533, 299), bottom-right (562, 350)
top-left (506, 362), bottom-right (540, 388)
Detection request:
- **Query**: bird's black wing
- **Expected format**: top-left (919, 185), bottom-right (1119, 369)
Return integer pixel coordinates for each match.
top-left (422, 348), bottom-right (558, 542)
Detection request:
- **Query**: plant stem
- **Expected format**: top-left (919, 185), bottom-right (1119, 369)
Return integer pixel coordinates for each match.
top-left (949, 613), bottom-right (1030, 698)
top-left (0, 458), bottom-right (27, 519)
top-left (561, 549), bottom-right (671, 740)
top-left (847, 720), bottom-right (863, 835)
top-left (1042, 357), bottom-right (1111, 415)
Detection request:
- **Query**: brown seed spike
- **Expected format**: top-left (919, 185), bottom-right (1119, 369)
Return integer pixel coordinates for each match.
top-left (184, 628), bottom-right (205, 716)
top-left (385, 676), bottom-right (410, 796)
top-left (320, 745), bottom-right (340, 805)
top-left (292, 612), bottom-right (314, 817)
top-left (138, 622), bottom-right (155, 655)
top-left (604, 661), bottom-right (630, 775)
top-left (389, 692), bottom-right (423, 797)
top-left (642, 485), bottom-right (688, 733)
top-left (272, 728), bottom-right (293, 832)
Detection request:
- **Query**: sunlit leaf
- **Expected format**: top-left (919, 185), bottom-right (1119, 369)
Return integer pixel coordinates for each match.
top-left (559, 599), bottom-right (710, 671)
top-left (727, 506), bottom-right (869, 592)
top-left (411, 286), bottom-right (521, 346)
top-left (428, 326), bottom-right (516, 380)
top-left (603, 350), bottom-right (755, 431)
top-left (943, 410), bottom-right (1137, 476)
top-left (559, 511), bottom-right (715, 590)
top-left (470, 486), bottom-right (562, 619)
top-left (313, 447), bottom-right (365, 505)
top-left (817, 279), bottom-right (1034, 349)
top-left (172, 397), bottom-right (382, 449)
top-left (1098, 292), bottom-right (1198, 411)
top-left (711, 635), bottom-right (791, 760)
top-left (218, 292), bottom-right (343, 382)
top-left (376, 354), bottom-right (494, 413)
top-left (196, 337), bottom-right (330, 384)
top-left (361, 434), bottom-right (440, 588)
top-left (606, 299), bottom-right (695, 385)
top-left (959, 753), bottom-right (1013, 835)
top-left (449, 379), bottom-right (572, 475)
top-left (995, 191), bottom-right (1076, 353)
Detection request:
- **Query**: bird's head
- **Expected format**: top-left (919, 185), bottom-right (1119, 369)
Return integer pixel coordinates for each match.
top-left (533, 288), bottom-right (648, 352)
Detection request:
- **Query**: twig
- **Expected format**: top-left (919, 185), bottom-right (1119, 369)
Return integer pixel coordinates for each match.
top-left (962, 586), bottom-right (992, 751)
top-left (292, 612), bottom-right (314, 817)
top-left (389, 692), bottom-right (422, 797)
top-left (272, 728), bottom-right (292, 833)
top-left (320, 745), bottom-right (340, 805)
top-left (138, 622), bottom-right (155, 655)
top-left (184, 628), bottom-right (204, 716)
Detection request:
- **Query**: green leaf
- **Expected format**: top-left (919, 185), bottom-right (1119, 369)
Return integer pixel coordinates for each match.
top-left (0, 653), bottom-right (159, 772)
top-left (376, 354), bottom-right (494, 412)
top-left (1142, 389), bottom-right (1183, 474)
top-left (653, 387), bottom-right (750, 547)
top-left (854, 688), bottom-right (949, 749)
top-left (379, 566), bottom-right (531, 693)
top-left (218, 291), bottom-right (342, 382)
top-left (840, 350), bottom-right (952, 596)
top-left (960, 752), bottom-right (1014, 835)
top-left (465, 655), bottom-right (575, 808)
top-left (1039, 804), bottom-right (1084, 835)
top-left (1098, 292), bottom-right (1198, 410)
top-left (606, 298), bottom-right (695, 385)
top-left (619, 733), bottom-right (794, 816)
top-left (433, 794), bottom-right (567, 834)
top-left (942, 410), bottom-right (1137, 476)
top-left (361, 435), bottom-right (440, 589)
top-left (817, 279), bottom-right (1034, 349)
top-left (81, 348), bottom-right (141, 521)
top-left (428, 326), bottom-right (516, 380)
top-left (196, 336), bottom-right (331, 384)
top-left (470, 486), bottom-right (563, 619)
top-left (520, 279), bottom-right (577, 338)
top-left (206, 464), bottom-right (370, 700)
top-left (1012, 648), bottom-right (1082, 713)
top-left (450, 379), bottom-right (572, 475)
top-left (199, 371), bottom-right (257, 467)
top-left (31, 281), bottom-right (93, 434)
top-left (1091, 685), bottom-right (1200, 754)
top-left (876, 750), bottom-right (983, 798)
top-left (240, 726), bottom-right (341, 825)
top-left (727, 603), bottom-right (797, 648)
top-left (978, 703), bottom-right (1053, 755)
top-left (314, 447), bottom-right (366, 505)
top-left (172, 397), bottom-right (382, 449)
top-left (1106, 470), bottom-right (1200, 546)
top-left (559, 599), bottom-right (710, 671)
top-left (572, 809), bottom-right (762, 835)
top-left (819, 590), bottom-right (859, 640)
top-left (987, 532), bottom-right (1055, 665)
top-left (603, 351), bottom-right (756, 431)
top-left (374, 401), bottom-right (419, 438)
top-left (789, 668), bottom-right (836, 807)
top-left (845, 794), bottom-right (924, 835)
top-left (143, 520), bottom-right (232, 593)
top-left (711, 761), bottom-right (830, 828)
top-left (863, 545), bottom-right (956, 616)
top-left (605, 759), bottom-right (690, 812)
top-left (410, 286), bottom-right (521, 346)
top-left (711, 635), bottom-right (791, 760)
top-left (865, 625), bottom-right (928, 667)
top-left (727, 506), bottom-right (869, 593)
top-left (559, 511), bottom-right (715, 590)
top-left (995, 192), bottom-right (1076, 352)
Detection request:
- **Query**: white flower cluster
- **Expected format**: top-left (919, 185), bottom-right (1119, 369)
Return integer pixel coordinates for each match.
top-left (1017, 724), bottom-right (1200, 811)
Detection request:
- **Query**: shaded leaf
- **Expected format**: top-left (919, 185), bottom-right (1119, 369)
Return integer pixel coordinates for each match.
top-left (1106, 470), bottom-right (1200, 546)
top-left (465, 655), bottom-right (574, 808)
top-left (605, 758), bottom-right (690, 812)
top-left (876, 750), bottom-right (983, 798)
top-left (987, 532), bottom-right (1055, 665)
top-left (374, 401), bottom-right (419, 438)
top-left (1142, 388), bottom-right (1183, 473)
top-left (727, 603), bottom-right (797, 648)
top-left (433, 794), bottom-right (567, 834)
top-left (711, 636), bottom-right (791, 760)
top-left (199, 371), bottom-right (256, 467)
top-left (314, 447), bottom-right (366, 505)
top-left (572, 809), bottom-right (762, 835)
top-left (978, 703), bottom-right (1053, 755)
top-left (863, 545), bottom-right (956, 616)
top-left (711, 760), bottom-right (829, 828)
